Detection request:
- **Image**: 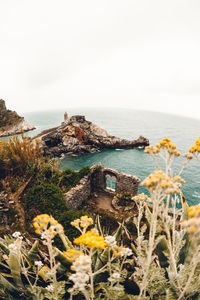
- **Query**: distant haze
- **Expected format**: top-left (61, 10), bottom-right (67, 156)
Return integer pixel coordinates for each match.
top-left (0, 0), bottom-right (200, 118)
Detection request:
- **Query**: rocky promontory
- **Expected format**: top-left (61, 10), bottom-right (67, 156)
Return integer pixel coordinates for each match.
top-left (33, 113), bottom-right (149, 157)
top-left (0, 99), bottom-right (35, 137)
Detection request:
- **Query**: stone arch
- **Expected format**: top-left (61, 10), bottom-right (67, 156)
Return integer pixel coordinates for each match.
top-left (103, 170), bottom-right (118, 192)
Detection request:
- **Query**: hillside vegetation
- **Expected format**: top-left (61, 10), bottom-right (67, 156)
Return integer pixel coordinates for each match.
top-left (0, 134), bottom-right (90, 238)
top-left (0, 99), bottom-right (23, 129)
top-left (1, 136), bottom-right (200, 299)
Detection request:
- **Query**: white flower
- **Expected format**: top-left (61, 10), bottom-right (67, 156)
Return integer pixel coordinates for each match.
top-left (72, 255), bottom-right (91, 273)
top-left (105, 235), bottom-right (117, 248)
top-left (69, 255), bottom-right (91, 292)
top-left (12, 231), bottom-right (23, 240)
top-left (69, 273), bottom-right (89, 292)
top-left (46, 284), bottom-right (54, 292)
top-left (41, 230), bottom-right (55, 241)
top-left (120, 247), bottom-right (133, 257)
top-left (35, 261), bottom-right (43, 269)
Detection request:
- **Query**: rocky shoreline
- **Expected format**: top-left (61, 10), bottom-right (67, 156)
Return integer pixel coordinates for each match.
top-left (0, 99), bottom-right (35, 137)
top-left (33, 113), bottom-right (149, 157)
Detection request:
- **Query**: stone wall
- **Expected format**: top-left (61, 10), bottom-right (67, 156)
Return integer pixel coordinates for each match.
top-left (91, 166), bottom-right (140, 195)
top-left (64, 165), bottom-right (140, 210)
top-left (114, 171), bottom-right (140, 195)
top-left (63, 175), bottom-right (91, 210)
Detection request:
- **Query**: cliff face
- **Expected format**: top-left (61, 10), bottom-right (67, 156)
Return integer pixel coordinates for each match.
top-left (33, 113), bottom-right (149, 157)
top-left (0, 99), bottom-right (35, 137)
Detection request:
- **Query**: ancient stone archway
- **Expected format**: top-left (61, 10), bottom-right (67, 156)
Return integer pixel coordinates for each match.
top-left (105, 174), bottom-right (117, 191)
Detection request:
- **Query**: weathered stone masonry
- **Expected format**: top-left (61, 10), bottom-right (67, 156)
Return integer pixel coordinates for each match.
top-left (64, 165), bottom-right (140, 210)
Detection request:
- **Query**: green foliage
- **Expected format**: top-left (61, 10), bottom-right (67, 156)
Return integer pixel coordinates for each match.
top-left (0, 215), bottom-right (132, 300)
top-left (77, 166), bottom-right (91, 178)
top-left (23, 181), bottom-right (88, 242)
top-left (25, 182), bottom-right (65, 217)
top-left (58, 210), bottom-right (87, 241)
top-left (115, 192), bottom-right (134, 206)
top-left (59, 166), bottom-right (90, 191)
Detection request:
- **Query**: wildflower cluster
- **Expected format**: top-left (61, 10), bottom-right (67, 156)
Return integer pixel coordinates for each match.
top-left (145, 138), bottom-right (180, 157)
top-left (185, 152), bottom-right (193, 160)
top-left (189, 137), bottom-right (200, 155)
top-left (142, 170), bottom-right (184, 194)
top-left (182, 204), bottom-right (200, 233)
top-left (73, 229), bottom-right (107, 249)
top-left (145, 145), bottom-right (160, 154)
top-left (114, 192), bottom-right (134, 207)
top-left (71, 215), bottom-right (93, 233)
top-left (116, 192), bottom-right (134, 201)
top-left (64, 218), bottom-right (132, 298)
top-left (69, 254), bottom-right (91, 292)
top-left (113, 245), bottom-right (133, 257)
top-left (133, 193), bottom-right (151, 202)
top-left (105, 235), bottom-right (117, 248)
top-left (33, 214), bottom-right (64, 240)
top-left (64, 249), bottom-right (83, 263)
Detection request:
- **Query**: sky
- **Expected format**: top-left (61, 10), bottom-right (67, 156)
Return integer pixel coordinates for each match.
top-left (1, 0), bottom-right (200, 118)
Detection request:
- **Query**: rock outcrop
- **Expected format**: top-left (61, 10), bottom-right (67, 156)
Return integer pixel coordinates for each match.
top-left (33, 113), bottom-right (149, 157)
top-left (0, 99), bottom-right (35, 137)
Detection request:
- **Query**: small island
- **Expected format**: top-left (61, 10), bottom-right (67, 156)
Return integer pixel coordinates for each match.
top-left (33, 112), bottom-right (149, 157)
top-left (0, 99), bottom-right (35, 137)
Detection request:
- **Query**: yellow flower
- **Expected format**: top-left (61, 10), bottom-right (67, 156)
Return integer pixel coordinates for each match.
top-left (185, 153), bottom-right (193, 160)
top-left (133, 193), bottom-right (149, 202)
top-left (33, 214), bottom-right (64, 238)
top-left (189, 226), bottom-right (196, 233)
top-left (188, 205), bottom-right (200, 218)
top-left (64, 249), bottom-right (83, 263)
top-left (189, 138), bottom-right (200, 155)
top-left (181, 214), bottom-right (200, 234)
top-left (73, 230), bottom-right (107, 249)
top-left (144, 145), bottom-right (160, 155)
top-left (142, 171), bottom-right (184, 194)
top-left (113, 245), bottom-right (132, 257)
top-left (163, 138), bottom-right (171, 142)
top-left (71, 216), bottom-right (93, 231)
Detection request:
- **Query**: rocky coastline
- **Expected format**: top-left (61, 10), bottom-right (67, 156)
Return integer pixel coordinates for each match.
top-left (0, 99), bottom-right (35, 137)
top-left (33, 113), bottom-right (149, 157)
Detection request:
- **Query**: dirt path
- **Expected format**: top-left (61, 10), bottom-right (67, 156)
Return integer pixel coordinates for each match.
top-left (91, 192), bottom-right (115, 212)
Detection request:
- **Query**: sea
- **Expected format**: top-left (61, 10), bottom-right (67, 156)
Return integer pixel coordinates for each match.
top-left (23, 108), bottom-right (200, 207)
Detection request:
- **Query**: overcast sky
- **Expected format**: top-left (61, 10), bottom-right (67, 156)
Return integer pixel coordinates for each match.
top-left (1, 0), bottom-right (200, 118)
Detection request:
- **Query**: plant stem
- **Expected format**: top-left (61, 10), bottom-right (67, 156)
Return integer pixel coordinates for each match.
top-left (178, 248), bottom-right (199, 300)
top-left (138, 191), bottom-right (159, 299)
top-left (47, 239), bottom-right (59, 300)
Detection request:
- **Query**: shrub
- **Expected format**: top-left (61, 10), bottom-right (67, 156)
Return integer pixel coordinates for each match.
top-left (59, 166), bottom-right (90, 191)
top-left (58, 209), bottom-right (88, 241)
top-left (0, 134), bottom-right (43, 176)
top-left (24, 182), bottom-right (66, 218)
top-left (78, 166), bottom-right (91, 178)
top-left (115, 192), bottom-right (134, 206)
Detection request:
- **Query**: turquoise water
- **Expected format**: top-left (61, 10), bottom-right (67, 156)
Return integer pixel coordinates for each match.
top-left (24, 108), bottom-right (200, 206)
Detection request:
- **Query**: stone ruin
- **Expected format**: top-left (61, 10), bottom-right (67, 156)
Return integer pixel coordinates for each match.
top-left (64, 164), bottom-right (140, 210)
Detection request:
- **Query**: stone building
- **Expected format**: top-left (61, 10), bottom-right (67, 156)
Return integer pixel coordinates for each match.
top-left (64, 164), bottom-right (140, 209)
